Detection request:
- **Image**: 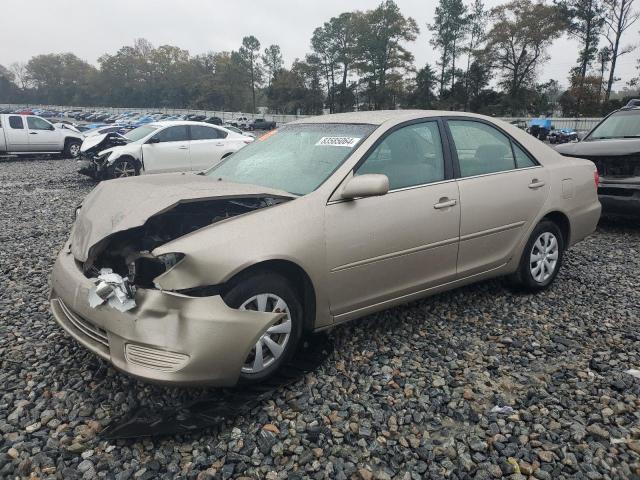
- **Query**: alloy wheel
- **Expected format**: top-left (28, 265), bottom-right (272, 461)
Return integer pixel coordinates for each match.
top-left (113, 161), bottom-right (137, 177)
top-left (530, 232), bottom-right (559, 283)
top-left (240, 293), bottom-right (292, 374)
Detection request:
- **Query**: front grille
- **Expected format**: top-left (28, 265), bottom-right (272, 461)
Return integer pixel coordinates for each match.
top-left (54, 299), bottom-right (109, 350)
top-left (580, 155), bottom-right (640, 177)
top-left (124, 344), bottom-right (189, 372)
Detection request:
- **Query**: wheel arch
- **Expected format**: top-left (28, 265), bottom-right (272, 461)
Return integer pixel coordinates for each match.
top-left (541, 210), bottom-right (571, 247)
top-left (225, 259), bottom-right (317, 334)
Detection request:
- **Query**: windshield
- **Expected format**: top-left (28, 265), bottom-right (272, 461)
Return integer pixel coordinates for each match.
top-left (124, 125), bottom-right (159, 142)
top-left (206, 123), bottom-right (376, 195)
top-left (587, 110), bottom-right (640, 139)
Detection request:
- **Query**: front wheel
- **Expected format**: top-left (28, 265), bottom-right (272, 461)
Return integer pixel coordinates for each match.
top-left (64, 140), bottom-right (81, 158)
top-left (108, 157), bottom-right (139, 179)
top-left (509, 220), bottom-right (564, 291)
top-left (223, 272), bottom-right (303, 384)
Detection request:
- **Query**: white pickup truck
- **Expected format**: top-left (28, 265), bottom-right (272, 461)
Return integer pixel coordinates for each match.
top-left (0, 114), bottom-right (84, 157)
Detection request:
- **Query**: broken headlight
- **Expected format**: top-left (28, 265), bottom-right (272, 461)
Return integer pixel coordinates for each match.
top-left (96, 150), bottom-right (113, 163)
top-left (127, 252), bottom-right (185, 288)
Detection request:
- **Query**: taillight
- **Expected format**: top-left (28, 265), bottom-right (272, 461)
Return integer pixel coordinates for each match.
top-left (594, 169), bottom-right (600, 188)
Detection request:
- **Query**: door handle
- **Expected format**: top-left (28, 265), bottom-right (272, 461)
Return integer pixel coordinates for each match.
top-left (177, 146), bottom-right (188, 150)
top-left (29, 132), bottom-right (38, 135)
top-left (215, 142), bottom-right (224, 146)
top-left (528, 179), bottom-right (546, 189)
top-left (433, 198), bottom-right (457, 209)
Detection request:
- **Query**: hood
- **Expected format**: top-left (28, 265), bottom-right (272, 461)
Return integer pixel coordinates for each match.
top-left (80, 132), bottom-right (129, 155)
top-left (71, 173), bottom-right (294, 262)
top-left (555, 138), bottom-right (640, 157)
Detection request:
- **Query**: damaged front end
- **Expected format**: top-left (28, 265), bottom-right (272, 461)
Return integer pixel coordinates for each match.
top-left (50, 180), bottom-right (295, 385)
top-left (78, 132), bottom-right (129, 179)
top-left (83, 196), bottom-right (287, 291)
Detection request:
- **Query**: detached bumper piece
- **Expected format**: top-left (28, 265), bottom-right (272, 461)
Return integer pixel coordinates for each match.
top-left (101, 334), bottom-right (334, 439)
top-left (598, 179), bottom-right (640, 216)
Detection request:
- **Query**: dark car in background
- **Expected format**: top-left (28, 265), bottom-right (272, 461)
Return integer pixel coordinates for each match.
top-left (249, 118), bottom-right (276, 130)
top-left (556, 100), bottom-right (640, 216)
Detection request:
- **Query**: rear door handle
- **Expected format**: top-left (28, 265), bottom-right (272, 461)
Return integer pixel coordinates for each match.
top-left (215, 142), bottom-right (224, 146)
top-left (528, 179), bottom-right (546, 189)
top-left (433, 198), bottom-right (457, 209)
top-left (177, 146), bottom-right (188, 150)
top-left (29, 132), bottom-right (38, 135)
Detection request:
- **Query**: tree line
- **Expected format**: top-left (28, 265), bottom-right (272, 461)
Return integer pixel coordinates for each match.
top-left (0, 0), bottom-right (639, 117)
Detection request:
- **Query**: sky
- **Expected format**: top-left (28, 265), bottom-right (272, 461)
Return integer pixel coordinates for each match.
top-left (2, 0), bottom-right (639, 91)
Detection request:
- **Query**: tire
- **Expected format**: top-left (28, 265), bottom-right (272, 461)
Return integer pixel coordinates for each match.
top-left (510, 220), bottom-right (565, 292)
top-left (223, 272), bottom-right (303, 384)
top-left (64, 140), bottom-right (81, 159)
top-left (108, 157), bottom-right (139, 179)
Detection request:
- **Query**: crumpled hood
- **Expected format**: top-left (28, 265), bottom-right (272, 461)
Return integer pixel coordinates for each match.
top-left (71, 173), bottom-right (293, 262)
top-left (555, 139), bottom-right (640, 157)
top-left (80, 132), bottom-right (129, 155)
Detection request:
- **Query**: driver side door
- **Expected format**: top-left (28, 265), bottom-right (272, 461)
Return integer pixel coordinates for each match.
top-left (142, 125), bottom-right (190, 173)
top-left (324, 120), bottom-right (461, 320)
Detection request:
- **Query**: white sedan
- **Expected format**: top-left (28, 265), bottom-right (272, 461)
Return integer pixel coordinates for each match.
top-left (78, 121), bottom-right (253, 180)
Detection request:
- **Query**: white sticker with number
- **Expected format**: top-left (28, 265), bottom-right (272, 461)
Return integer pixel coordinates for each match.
top-left (315, 136), bottom-right (361, 147)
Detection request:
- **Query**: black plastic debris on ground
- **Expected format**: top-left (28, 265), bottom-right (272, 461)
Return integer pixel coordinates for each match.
top-left (101, 334), bottom-right (334, 439)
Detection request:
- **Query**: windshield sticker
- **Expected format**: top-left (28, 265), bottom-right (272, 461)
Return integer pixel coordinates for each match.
top-left (315, 136), bottom-right (361, 147)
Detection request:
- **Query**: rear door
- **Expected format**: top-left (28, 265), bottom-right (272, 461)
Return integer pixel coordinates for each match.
top-left (141, 125), bottom-right (190, 173)
top-left (445, 118), bottom-right (550, 277)
top-left (4, 115), bottom-right (29, 151)
top-left (188, 125), bottom-right (228, 171)
top-left (26, 116), bottom-right (59, 150)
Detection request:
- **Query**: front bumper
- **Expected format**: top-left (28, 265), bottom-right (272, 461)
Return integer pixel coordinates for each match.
top-left (77, 159), bottom-right (100, 179)
top-left (598, 178), bottom-right (640, 216)
top-left (50, 241), bottom-right (282, 386)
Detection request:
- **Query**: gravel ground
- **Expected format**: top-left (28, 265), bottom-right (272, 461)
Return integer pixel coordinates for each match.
top-left (0, 157), bottom-right (639, 480)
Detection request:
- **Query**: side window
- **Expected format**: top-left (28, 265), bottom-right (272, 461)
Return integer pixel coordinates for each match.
top-left (448, 120), bottom-right (516, 177)
top-left (27, 117), bottom-right (54, 131)
top-left (356, 121), bottom-right (445, 190)
top-left (190, 125), bottom-right (226, 140)
top-left (154, 126), bottom-right (189, 143)
top-left (9, 116), bottom-right (24, 129)
top-left (513, 143), bottom-right (536, 168)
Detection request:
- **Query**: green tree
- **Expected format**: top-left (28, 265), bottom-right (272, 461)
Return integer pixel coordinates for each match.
top-left (262, 45), bottom-right (283, 88)
top-left (409, 64), bottom-right (437, 108)
top-left (429, 0), bottom-right (468, 95)
top-left (0, 64), bottom-right (19, 102)
top-left (25, 53), bottom-right (97, 105)
top-left (485, 0), bottom-right (567, 114)
top-left (355, 0), bottom-right (419, 109)
top-left (240, 35), bottom-right (261, 113)
top-left (464, 0), bottom-right (488, 110)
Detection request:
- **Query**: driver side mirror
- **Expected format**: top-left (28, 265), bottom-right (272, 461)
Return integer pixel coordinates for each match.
top-left (147, 136), bottom-right (160, 144)
top-left (341, 174), bottom-right (389, 200)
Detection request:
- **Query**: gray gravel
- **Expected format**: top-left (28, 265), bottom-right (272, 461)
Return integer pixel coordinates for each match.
top-left (1, 157), bottom-right (639, 480)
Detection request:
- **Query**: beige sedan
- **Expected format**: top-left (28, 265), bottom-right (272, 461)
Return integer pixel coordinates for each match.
top-left (50, 111), bottom-right (601, 385)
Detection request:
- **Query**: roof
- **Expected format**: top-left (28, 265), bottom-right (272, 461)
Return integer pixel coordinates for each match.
top-left (290, 109), bottom-right (490, 126)
top-left (147, 120), bottom-right (223, 128)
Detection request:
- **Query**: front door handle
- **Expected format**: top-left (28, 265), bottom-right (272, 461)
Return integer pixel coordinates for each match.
top-left (29, 132), bottom-right (38, 135)
top-left (528, 179), bottom-right (546, 189)
top-left (433, 198), bottom-right (457, 209)
top-left (177, 146), bottom-right (188, 150)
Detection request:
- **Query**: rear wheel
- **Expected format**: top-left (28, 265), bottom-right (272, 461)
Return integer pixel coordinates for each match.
top-left (223, 272), bottom-right (303, 384)
top-left (510, 220), bottom-right (564, 291)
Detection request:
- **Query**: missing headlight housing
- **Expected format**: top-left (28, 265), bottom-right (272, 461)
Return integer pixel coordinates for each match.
top-left (127, 253), bottom-right (185, 288)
